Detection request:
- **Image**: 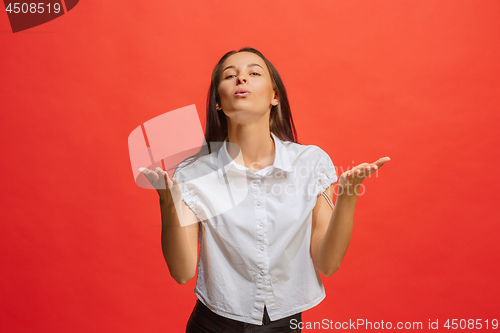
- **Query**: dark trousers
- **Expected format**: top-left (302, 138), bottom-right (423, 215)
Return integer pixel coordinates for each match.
top-left (186, 299), bottom-right (302, 333)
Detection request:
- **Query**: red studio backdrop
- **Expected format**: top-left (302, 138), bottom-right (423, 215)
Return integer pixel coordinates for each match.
top-left (1, 1), bottom-right (499, 332)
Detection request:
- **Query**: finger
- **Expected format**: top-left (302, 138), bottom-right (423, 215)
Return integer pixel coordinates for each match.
top-left (166, 174), bottom-right (173, 188)
top-left (139, 167), bottom-right (154, 181)
top-left (156, 167), bottom-right (169, 185)
top-left (155, 167), bottom-right (164, 176)
top-left (158, 168), bottom-right (175, 188)
top-left (352, 163), bottom-right (368, 171)
top-left (360, 164), bottom-right (374, 171)
top-left (350, 164), bottom-right (376, 178)
top-left (362, 165), bottom-right (373, 175)
top-left (373, 156), bottom-right (391, 168)
top-left (365, 163), bottom-right (379, 173)
top-left (139, 168), bottom-right (163, 189)
top-left (350, 166), bottom-right (366, 178)
top-left (149, 169), bottom-right (159, 181)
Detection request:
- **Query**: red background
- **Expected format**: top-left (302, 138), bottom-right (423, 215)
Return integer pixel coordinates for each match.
top-left (1, 1), bottom-right (499, 332)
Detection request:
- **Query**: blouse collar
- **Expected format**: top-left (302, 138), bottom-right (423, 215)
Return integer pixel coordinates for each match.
top-left (217, 132), bottom-right (293, 179)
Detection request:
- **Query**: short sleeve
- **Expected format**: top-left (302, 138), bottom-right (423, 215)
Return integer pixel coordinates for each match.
top-left (172, 162), bottom-right (206, 222)
top-left (314, 148), bottom-right (338, 197)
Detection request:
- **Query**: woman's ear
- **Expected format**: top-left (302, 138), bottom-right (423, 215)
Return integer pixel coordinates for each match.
top-left (271, 91), bottom-right (279, 106)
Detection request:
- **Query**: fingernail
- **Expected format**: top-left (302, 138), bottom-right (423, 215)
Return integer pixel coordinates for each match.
top-left (138, 167), bottom-right (145, 172)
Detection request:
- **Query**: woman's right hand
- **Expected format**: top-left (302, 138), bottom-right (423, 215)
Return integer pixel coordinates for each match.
top-left (138, 167), bottom-right (183, 204)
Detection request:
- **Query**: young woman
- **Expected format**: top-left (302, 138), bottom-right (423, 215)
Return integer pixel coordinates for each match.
top-left (139, 47), bottom-right (390, 332)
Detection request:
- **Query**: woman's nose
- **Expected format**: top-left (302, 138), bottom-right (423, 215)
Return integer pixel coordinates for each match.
top-left (236, 75), bottom-right (247, 84)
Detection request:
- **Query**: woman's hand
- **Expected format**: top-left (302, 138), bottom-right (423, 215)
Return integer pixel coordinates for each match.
top-left (338, 157), bottom-right (391, 196)
top-left (138, 167), bottom-right (183, 204)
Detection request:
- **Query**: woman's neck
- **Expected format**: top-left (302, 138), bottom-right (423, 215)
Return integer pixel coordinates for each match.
top-left (226, 121), bottom-right (275, 172)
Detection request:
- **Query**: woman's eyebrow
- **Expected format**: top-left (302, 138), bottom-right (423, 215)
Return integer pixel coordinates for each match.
top-left (222, 63), bottom-right (263, 73)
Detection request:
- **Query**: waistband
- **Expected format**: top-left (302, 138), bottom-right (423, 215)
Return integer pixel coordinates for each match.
top-left (191, 299), bottom-right (302, 330)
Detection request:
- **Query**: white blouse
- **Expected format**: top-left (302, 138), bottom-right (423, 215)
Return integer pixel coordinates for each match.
top-left (173, 132), bottom-right (338, 325)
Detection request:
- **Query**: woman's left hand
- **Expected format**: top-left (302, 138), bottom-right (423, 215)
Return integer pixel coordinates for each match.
top-left (338, 156), bottom-right (391, 196)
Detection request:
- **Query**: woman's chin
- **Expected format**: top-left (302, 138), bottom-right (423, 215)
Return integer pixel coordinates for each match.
top-left (225, 108), bottom-right (268, 117)
top-left (224, 105), bottom-right (270, 114)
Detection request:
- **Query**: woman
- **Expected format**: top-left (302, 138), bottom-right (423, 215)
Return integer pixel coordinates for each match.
top-left (139, 47), bottom-right (390, 332)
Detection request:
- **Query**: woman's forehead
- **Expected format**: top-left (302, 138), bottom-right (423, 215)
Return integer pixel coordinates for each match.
top-left (222, 52), bottom-right (267, 71)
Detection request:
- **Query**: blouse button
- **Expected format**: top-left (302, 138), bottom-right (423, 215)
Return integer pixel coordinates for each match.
top-left (259, 270), bottom-right (265, 276)
top-left (260, 245), bottom-right (265, 251)
top-left (257, 201), bottom-right (261, 206)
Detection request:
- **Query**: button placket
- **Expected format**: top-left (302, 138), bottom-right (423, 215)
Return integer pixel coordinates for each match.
top-left (258, 176), bottom-right (272, 311)
top-left (253, 178), bottom-right (264, 230)
top-left (254, 177), bottom-right (267, 282)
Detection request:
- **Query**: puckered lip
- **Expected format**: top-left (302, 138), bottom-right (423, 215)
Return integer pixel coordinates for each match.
top-left (235, 88), bottom-right (250, 94)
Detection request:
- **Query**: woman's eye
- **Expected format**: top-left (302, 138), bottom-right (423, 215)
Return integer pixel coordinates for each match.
top-left (224, 72), bottom-right (260, 79)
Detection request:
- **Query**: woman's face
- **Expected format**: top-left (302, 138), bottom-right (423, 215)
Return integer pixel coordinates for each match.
top-left (217, 52), bottom-right (278, 122)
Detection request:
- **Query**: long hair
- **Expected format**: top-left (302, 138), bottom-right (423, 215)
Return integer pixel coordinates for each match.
top-left (176, 47), bottom-right (299, 172)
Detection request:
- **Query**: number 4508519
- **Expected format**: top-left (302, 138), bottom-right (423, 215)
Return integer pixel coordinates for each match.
top-left (444, 319), bottom-right (498, 330)
top-left (5, 3), bottom-right (62, 14)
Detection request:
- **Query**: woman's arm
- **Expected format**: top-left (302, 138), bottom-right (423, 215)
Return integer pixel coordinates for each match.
top-left (310, 157), bottom-right (390, 276)
top-left (160, 198), bottom-right (199, 285)
top-left (140, 167), bottom-right (200, 285)
top-left (311, 185), bottom-right (357, 276)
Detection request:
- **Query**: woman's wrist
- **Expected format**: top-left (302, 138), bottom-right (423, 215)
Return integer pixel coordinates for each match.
top-left (335, 189), bottom-right (359, 205)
